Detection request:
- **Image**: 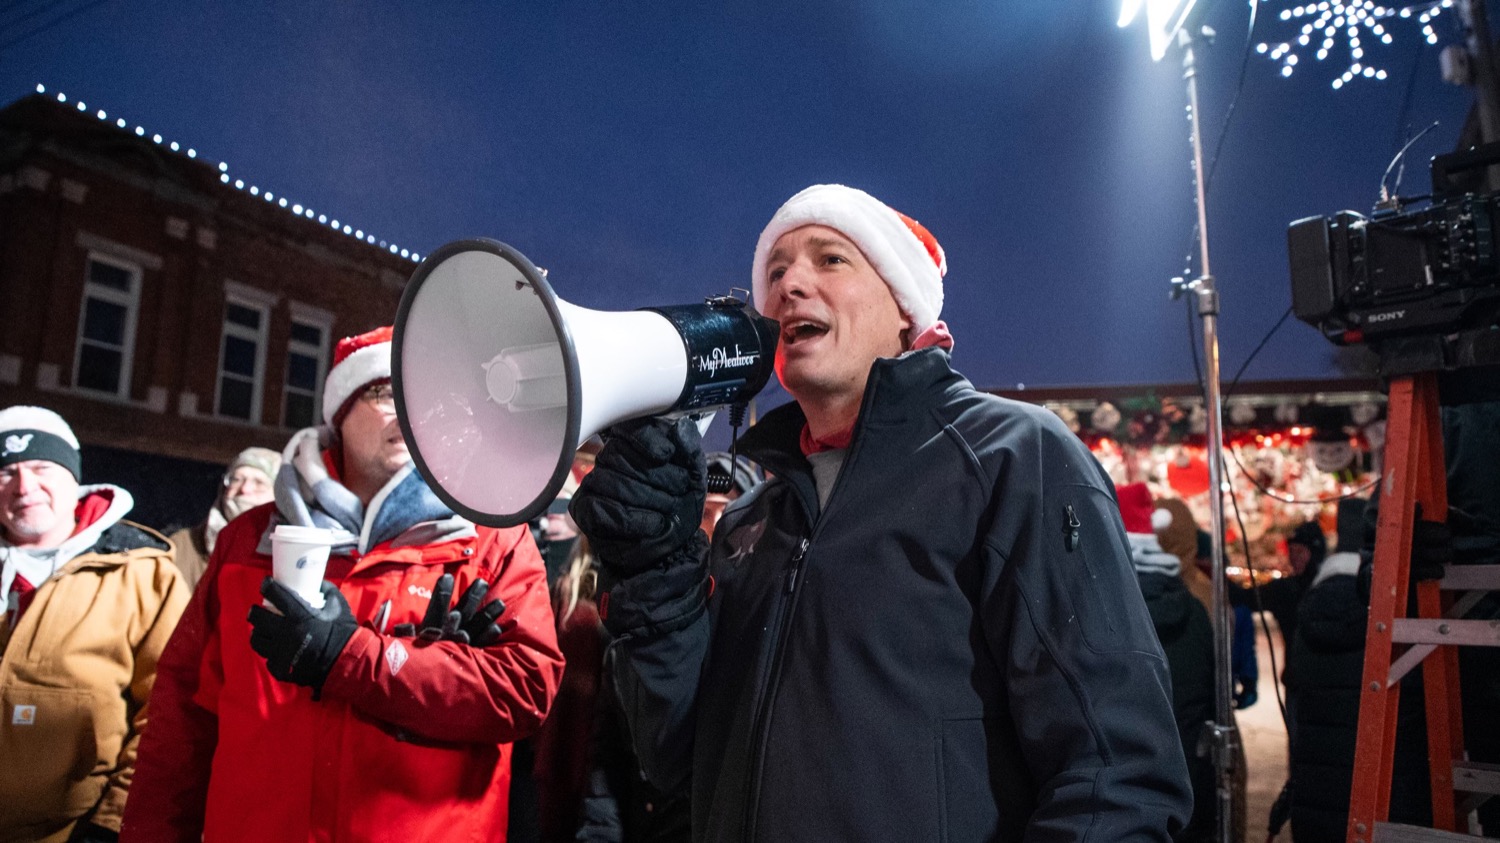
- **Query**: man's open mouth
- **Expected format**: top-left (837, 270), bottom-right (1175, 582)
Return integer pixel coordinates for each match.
top-left (781, 320), bottom-right (828, 346)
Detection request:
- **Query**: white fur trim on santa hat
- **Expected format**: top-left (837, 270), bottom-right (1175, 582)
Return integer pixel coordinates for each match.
top-left (321, 341), bottom-right (391, 426)
top-left (751, 184), bottom-right (946, 334)
top-left (0, 405), bottom-right (79, 447)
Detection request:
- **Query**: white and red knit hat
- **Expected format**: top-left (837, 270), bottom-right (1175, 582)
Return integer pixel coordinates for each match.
top-left (1116, 482), bottom-right (1173, 535)
top-left (323, 326), bottom-right (393, 426)
top-left (751, 184), bottom-right (947, 335)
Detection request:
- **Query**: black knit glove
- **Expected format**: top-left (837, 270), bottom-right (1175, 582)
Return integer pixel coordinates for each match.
top-left (570, 417), bottom-right (707, 576)
top-left (248, 579), bottom-right (358, 693)
top-left (393, 574), bottom-right (507, 647)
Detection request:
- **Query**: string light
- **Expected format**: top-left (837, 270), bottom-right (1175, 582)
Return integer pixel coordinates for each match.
top-left (1258, 0), bottom-right (1440, 88)
top-left (31, 83), bottom-right (420, 262)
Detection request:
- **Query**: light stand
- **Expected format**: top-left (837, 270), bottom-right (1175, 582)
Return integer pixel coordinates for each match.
top-left (1120, 3), bottom-right (1236, 840)
top-left (1176, 25), bottom-right (1238, 843)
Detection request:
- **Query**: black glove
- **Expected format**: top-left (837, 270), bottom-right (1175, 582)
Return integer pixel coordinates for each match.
top-left (570, 416), bottom-right (706, 575)
top-left (393, 574), bottom-right (507, 647)
top-left (67, 822), bottom-right (118, 843)
top-left (1411, 504), bottom-right (1452, 583)
top-left (248, 579), bottom-right (358, 693)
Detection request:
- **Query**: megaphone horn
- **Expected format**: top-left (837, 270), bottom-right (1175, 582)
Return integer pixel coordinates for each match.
top-left (392, 238), bottom-right (779, 528)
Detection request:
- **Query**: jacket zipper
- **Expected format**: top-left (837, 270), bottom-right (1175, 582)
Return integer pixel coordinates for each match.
top-left (742, 536), bottom-right (809, 841)
top-left (739, 370), bottom-right (882, 840)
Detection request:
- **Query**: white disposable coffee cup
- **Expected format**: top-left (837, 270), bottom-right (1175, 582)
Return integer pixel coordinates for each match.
top-left (269, 525), bottom-right (337, 610)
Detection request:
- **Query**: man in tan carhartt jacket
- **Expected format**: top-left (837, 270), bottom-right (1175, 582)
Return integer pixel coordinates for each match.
top-left (0, 406), bottom-right (188, 843)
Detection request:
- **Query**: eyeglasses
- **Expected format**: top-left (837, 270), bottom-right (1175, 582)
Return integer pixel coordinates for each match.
top-left (223, 469), bottom-right (272, 493)
top-left (361, 382), bottom-right (397, 414)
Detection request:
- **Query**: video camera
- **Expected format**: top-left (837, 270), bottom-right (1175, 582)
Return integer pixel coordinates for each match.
top-left (1287, 142), bottom-right (1500, 375)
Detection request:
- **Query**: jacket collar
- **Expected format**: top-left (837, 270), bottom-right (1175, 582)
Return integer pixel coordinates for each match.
top-left (1, 484), bottom-right (136, 597)
top-left (265, 426), bottom-right (474, 557)
top-left (736, 348), bottom-right (965, 517)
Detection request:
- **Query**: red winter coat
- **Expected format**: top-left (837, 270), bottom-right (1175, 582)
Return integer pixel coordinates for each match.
top-left (121, 502), bottom-right (564, 843)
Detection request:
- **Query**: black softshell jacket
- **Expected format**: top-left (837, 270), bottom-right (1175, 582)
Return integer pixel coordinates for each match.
top-left (603, 349), bottom-right (1192, 842)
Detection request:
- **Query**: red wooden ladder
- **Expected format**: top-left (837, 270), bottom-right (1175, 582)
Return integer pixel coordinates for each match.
top-left (1346, 372), bottom-right (1500, 843)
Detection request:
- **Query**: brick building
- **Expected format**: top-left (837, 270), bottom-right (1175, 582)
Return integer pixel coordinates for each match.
top-left (0, 90), bottom-right (420, 528)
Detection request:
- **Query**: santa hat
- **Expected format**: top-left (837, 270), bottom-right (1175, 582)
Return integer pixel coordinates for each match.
top-left (751, 184), bottom-right (947, 335)
top-left (1116, 482), bottom-right (1173, 535)
top-left (0, 405), bottom-right (81, 480)
top-left (323, 326), bottom-right (393, 427)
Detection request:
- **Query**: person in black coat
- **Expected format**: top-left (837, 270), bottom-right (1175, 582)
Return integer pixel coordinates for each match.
top-left (570, 185), bottom-right (1191, 840)
top-left (1280, 497), bottom-right (1431, 842)
top-left (1118, 484), bottom-right (1216, 843)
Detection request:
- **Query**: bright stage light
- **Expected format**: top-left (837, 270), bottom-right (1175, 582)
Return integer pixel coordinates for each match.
top-left (1118, 0), bottom-right (1202, 60)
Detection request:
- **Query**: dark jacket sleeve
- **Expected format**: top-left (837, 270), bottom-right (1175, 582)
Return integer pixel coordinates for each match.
top-left (981, 422), bottom-right (1194, 840)
top-left (596, 533), bottom-right (711, 793)
top-left (319, 526), bottom-right (565, 744)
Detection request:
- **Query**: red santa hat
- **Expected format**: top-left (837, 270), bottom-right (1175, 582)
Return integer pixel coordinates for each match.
top-left (1116, 482), bottom-right (1173, 535)
top-left (751, 184), bottom-right (947, 335)
top-left (323, 326), bottom-right (393, 427)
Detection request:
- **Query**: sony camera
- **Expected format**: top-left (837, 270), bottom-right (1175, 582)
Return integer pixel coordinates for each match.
top-left (1286, 143), bottom-right (1500, 373)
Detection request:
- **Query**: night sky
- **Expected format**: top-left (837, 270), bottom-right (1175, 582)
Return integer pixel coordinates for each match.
top-left (2, 0), bottom-right (1476, 399)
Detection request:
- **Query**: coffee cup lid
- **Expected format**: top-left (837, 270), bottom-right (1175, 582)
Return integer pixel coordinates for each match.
top-left (271, 524), bottom-right (339, 544)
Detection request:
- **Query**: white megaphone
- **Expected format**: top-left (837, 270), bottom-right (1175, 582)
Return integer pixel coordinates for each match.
top-left (392, 238), bottom-right (779, 528)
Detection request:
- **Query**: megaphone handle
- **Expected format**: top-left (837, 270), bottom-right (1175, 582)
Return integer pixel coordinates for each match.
top-left (704, 403), bottom-right (749, 496)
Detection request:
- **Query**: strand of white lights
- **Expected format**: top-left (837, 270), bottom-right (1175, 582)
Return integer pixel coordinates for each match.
top-left (1256, 0), bottom-right (1447, 88)
top-left (32, 83), bottom-right (421, 262)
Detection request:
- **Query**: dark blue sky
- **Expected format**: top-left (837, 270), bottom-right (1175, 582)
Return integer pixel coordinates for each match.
top-left (2, 0), bottom-right (1475, 392)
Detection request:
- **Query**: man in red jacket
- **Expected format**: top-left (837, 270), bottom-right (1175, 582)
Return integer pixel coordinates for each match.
top-left (122, 326), bottom-right (565, 843)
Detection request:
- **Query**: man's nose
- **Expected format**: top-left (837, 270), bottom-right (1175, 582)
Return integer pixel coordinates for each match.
top-left (13, 467), bottom-right (38, 493)
top-left (775, 260), bottom-right (814, 302)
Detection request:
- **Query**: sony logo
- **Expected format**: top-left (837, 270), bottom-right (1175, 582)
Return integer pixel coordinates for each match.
top-left (1366, 310), bottom-right (1406, 323)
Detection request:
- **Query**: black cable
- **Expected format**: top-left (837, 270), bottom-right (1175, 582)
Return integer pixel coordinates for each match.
top-left (1225, 305), bottom-right (1293, 400)
top-left (1203, 0), bottom-right (1259, 199)
top-left (1223, 458), bottom-right (1291, 737)
top-left (0, 0), bottom-right (108, 50)
top-left (1186, 294), bottom-right (1204, 392)
top-left (1389, 38), bottom-right (1430, 191)
top-left (1180, 0), bottom-right (1262, 283)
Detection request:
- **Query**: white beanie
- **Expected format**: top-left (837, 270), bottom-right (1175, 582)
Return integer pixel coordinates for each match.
top-left (751, 184), bottom-right (947, 335)
top-left (0, 405), bottom-right (82, 480)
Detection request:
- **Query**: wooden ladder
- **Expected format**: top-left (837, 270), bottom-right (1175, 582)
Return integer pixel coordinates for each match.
top-left (1347, 372), bottom-right (1500, 843)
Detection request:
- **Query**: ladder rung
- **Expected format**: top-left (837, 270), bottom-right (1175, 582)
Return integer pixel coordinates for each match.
top-left (1391, 618), bottom-right (1500, 647)
top-left (1454, 760), bottom-right (1500, 796)
top-left (1439, 564), bottom-right (1500, 591)
top-left (1372, 821), bottom-right (1484, 842)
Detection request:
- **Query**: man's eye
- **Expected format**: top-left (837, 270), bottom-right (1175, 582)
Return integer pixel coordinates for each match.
top-left (768, 267), bottom-right (786, 283)
top-left (822, 254), bottom-right (847, 265)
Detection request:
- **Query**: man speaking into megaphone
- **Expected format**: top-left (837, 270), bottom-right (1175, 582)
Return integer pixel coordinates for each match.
top-left (570, 184), bottom-right (1193, 840)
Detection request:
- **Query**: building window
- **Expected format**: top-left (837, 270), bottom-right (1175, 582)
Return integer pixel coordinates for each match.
top-left (283, 317), bottom-right (330, 428)
top-left (216, 296), bottom-right (270, 422)
top-left (74, 254), bottom-right (142, 397)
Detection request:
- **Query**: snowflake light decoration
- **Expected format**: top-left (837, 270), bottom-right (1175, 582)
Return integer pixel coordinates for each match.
top-left (1256, 0), bottom-right (1451, 89)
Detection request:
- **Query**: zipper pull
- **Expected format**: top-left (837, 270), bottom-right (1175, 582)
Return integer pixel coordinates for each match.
top-left (785, 538), bottom-right (810, 593)
top-left (1064, 505), bottom-right (1081, 552)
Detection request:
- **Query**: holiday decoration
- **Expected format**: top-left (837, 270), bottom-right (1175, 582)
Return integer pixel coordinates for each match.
top-left (34, 84), bottom-right (421, 263)
top-left (1253, 0), bottom-right (1454, 88)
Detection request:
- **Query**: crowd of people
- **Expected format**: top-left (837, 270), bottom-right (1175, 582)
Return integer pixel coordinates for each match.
top-left (2, 183), bottom-right (1496, 842)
